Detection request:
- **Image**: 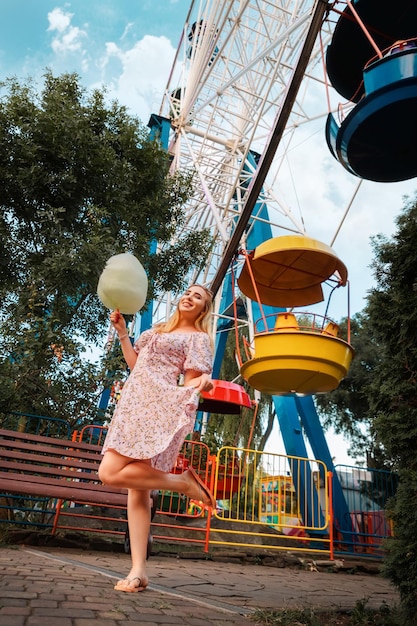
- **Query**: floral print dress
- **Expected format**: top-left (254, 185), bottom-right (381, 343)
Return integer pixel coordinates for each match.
top-left (101, 329), bottom-right (213, 472)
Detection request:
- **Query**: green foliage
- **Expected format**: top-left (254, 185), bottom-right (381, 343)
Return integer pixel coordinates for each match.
top-left (202, 326), bottom-right (274, 453)
top-left (0, 71), bottom-right (211, 426)
top-left (250, 600), bottom-right (400, 626)
top-left (315, 313), bottom-right (382, 461)
top-left (364, 193), bottom-right (417, 618)
top-left (381, 472), bottom-right (417, 622)
top-left (308, 192), bottom-right (417, 618)
top-left (367, 198), bottom-right (417, 469)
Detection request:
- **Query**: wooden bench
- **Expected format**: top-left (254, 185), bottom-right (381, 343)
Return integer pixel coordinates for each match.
top-left (0, 428), bottom-right (213, 551)
top-left (0, 428), bottom-right (128, 536)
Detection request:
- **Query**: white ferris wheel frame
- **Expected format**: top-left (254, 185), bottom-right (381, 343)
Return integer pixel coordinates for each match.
top-left (150, 0), bottom-right (353, 326)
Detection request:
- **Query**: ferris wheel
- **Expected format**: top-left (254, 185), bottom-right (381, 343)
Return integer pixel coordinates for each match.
top-left (151, 0), bottom-right (417, 325)
top-left (149, 0), bottom-right (355, 375)
top-left (144, 0), bottom-right (344, 449)
top-left (140, 0), bottom-right (417, 537)
top-left (152, 0), bottom-right (335, 313)
top-left (149, 0), bottom-right (417, 382)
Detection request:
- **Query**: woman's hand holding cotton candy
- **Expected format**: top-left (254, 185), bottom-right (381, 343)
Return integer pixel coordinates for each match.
top-left (110, 310), bottom-right (126, 335)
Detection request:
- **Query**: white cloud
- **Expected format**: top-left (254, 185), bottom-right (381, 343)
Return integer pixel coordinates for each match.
top-left (100, 35), bottom-right (176, 122)
top-left (47, 7), bottom-right (72, 33)
top-left (47, 8), bottom-right (87, 55)
top-left (121, 23), bottom-right (134, 41)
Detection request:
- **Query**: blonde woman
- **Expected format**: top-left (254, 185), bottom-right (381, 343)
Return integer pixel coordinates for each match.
top-left (98, 284), bottom-right (215, 592)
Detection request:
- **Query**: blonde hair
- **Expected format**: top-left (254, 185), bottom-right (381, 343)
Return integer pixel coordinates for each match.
top-left (154, 284), bottom-right (213, 336)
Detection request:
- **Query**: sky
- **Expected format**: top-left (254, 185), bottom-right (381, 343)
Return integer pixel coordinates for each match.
top-left (1, 0), bottom-right (414, 314)
top-left (1, 1), bottom-right (416, 466)
top-left (0, 1), bottom-right (187, 119)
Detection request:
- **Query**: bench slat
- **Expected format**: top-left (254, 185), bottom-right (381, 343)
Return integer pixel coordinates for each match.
top-left (0, 429), bottom-right (103, 453)
top-left (0, 470), bottom-right (127, 504)
top-left (0, 459), bottom-right (101, 480)
top-left (0, 428), bottom-right (127, 511)
top-left (0, 450), bottom-right (101, 472)
top-left (0, 439), bottom-right (103, 462)
top-left (0, 478), bottom-right (127, 507)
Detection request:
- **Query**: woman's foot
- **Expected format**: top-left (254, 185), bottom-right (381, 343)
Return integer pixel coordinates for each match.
top-left (114, 575), bottom-right (148, 593)
top-left (182, 467), bottom-right (216, 508)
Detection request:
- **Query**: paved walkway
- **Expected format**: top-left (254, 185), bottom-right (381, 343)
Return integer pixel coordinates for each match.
top-left (0, 546), bottom-right (399, 625)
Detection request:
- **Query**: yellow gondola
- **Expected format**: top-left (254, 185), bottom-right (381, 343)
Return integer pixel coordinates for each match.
top-left (240, 330), bottom-right (353, 395)
top-left (237, 235), bottom-right (354, 395)
top-left (237, 235), bottom-right (348, 307)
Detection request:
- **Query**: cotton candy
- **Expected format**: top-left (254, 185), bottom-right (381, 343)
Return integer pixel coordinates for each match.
top-left (97, 253), bottom-right (148, 314)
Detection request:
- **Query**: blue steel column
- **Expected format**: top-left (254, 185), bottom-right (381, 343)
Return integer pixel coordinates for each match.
top-left (139, 114), bottom-right (172, 335)
top-left (210, 150), bottom-right (279, 376)
top-left (295, 394), bottom-right (354, 539)
top-left (272, 395), bottom-right (325, 531)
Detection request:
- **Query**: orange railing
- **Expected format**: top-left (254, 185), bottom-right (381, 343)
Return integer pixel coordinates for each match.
top-left (2, 422), bottom-right (396, 560)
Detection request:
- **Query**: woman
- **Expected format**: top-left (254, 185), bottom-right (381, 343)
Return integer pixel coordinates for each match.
top-left (98, 284), bottom-right (215, 593)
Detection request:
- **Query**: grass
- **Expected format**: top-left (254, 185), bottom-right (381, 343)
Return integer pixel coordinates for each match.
top-left (250, 599), bottom-right (404, 626)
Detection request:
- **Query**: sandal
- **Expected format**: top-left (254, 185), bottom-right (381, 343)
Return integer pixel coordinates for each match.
top-left (114, 576), bottom-right (148, 593)
top-left (187, 466), bottom-right (216, 508)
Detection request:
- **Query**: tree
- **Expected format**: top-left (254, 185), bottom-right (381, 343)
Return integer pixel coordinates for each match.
top-left (314, 313), bottom-right (385, 463)
top-left (0, 71), bottom-right (211, 428)
top-left (202, 326), bottom-right (274, 453)
top-left (365, 193), bottom-right (417, 621)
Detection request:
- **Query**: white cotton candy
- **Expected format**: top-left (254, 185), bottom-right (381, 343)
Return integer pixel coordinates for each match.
top-left (97, 253), bottom-right (148, 314)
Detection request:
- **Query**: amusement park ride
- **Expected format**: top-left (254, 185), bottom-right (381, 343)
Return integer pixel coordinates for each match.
top-left (127, 0), bottom-right (416, 538)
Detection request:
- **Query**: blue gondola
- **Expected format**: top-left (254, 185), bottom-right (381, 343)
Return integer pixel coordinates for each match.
top-left (325, 0), bottom-right (417, 182)
top-left (326, 45), bottom-right (417, 182)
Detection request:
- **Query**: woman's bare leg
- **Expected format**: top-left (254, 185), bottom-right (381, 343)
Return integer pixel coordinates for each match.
top-left (98, 450), bottom-right (214, 506)
top-left (114, 488), bottom-right (150, 592)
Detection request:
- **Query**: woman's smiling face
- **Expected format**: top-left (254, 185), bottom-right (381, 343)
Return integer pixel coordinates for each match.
top-left (178, 285), bottom-right (209, 320)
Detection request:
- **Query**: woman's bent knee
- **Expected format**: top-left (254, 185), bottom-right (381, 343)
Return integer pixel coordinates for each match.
top-left (98, 454), bottom-right (118, 485)
top-left (98, 464), bottom-right (112, 485)
top-left (98, 450), bottom-right (131, 485)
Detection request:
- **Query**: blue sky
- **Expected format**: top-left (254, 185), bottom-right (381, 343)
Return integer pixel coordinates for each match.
top-left (0, 1), bottom-right (189, 123)
top-left (1, 1), bottom-right (415, 303)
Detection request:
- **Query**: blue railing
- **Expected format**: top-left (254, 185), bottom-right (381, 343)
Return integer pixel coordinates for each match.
top-left (0, 411), bottom-right (71, 439)
top-left (333, 464), bottom-right (398, 557)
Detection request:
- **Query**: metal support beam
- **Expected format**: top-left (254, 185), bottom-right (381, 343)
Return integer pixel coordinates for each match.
top-left (210, 0), bottom-right (329, 297)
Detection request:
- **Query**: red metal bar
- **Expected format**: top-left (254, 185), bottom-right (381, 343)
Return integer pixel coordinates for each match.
top-left (328, 471), bottom-right (334, 561)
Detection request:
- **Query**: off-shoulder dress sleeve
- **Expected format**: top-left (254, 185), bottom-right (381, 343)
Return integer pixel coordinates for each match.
top-left (133, 328), bottom-right (153, 354)
top-left (183, 333), bottom-right (213, 374)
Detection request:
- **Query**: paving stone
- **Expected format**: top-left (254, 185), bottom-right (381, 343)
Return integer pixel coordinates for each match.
top-left (0, 545), bottom-right (399, 625)
top-left (0, 617), bottom-right (26, 626)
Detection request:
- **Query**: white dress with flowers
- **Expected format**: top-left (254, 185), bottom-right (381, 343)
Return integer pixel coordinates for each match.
top-left (101, 329), bottom-right (213, 472)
